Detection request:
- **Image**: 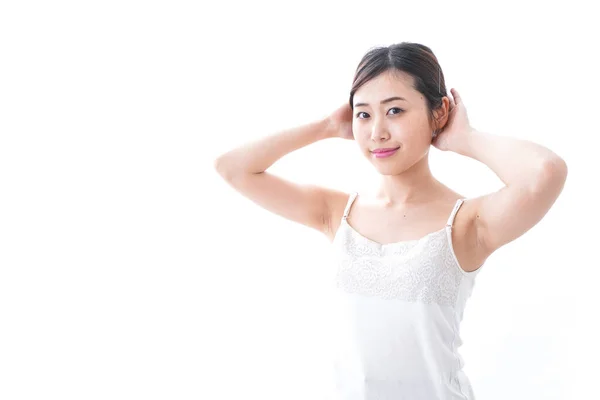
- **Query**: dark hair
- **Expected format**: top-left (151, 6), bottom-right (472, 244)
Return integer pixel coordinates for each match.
top-left (349, 42), bottom-right (448, 137)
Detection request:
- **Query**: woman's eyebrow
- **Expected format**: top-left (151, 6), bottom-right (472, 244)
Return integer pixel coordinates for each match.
top-left (355, 96), bottom-right (408, 108)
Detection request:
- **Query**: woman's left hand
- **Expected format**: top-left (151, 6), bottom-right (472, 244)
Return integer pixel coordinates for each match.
top-left (432, 88), bottom-right (475, 152)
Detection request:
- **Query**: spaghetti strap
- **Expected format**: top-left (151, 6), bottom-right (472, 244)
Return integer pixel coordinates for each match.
top-left (446, 199), bottom-right (465, 228)
top-left (342, 192), bottom-right (358, 220)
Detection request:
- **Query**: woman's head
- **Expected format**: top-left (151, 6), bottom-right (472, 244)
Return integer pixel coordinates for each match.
top-left (349, 42), bottom-right (450, 175)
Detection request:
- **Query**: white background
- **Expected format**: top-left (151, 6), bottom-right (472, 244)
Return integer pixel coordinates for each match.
top-left (1, 1), bottom-right (598, 399)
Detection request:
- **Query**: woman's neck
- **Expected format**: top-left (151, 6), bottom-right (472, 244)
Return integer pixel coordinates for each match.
top-left (375, 155), bottom-right (444, 206)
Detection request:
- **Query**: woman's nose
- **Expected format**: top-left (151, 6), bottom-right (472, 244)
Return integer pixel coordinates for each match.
top-left (370, 119), bottom-right (390, 141)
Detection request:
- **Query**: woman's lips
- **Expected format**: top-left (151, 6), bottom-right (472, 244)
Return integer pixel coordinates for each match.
top-left (372, 147), bottom-right (399, 158)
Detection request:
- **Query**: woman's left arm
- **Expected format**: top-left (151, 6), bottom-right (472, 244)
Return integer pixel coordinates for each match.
top-left (454, 129), bottom-right (568, 255)
top-left (435, 89), bottom-right (568, 258)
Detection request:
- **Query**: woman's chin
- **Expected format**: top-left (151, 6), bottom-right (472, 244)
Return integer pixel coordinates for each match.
top-left (372, 164), bottom-right (405, 175)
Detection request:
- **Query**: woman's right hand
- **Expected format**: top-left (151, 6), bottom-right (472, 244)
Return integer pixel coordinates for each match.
top-left (326, 103), bottom-right (354, 140)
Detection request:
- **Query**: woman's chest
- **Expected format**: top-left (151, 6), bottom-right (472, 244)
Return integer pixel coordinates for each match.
top-left (333, 226), bottom-right (464, 306)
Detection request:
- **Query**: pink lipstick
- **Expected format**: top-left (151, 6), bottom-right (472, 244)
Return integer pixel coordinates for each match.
top-left (372, 147), bottom-right (399, 158)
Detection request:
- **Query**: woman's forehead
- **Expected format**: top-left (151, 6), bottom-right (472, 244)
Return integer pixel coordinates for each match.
top-left (354, 71), bottom-right (417, 104)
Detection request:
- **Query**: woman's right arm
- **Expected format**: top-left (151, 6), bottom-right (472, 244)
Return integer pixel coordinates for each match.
top-left (213, 111), bottom-right (351, 239)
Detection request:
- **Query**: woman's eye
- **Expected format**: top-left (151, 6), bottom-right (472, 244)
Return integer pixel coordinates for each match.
top-left (355, 108), bottom-right (403, 119)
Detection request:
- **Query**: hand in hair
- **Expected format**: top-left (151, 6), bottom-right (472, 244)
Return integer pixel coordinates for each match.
top-left (432, 88), bottom-right (474, 152)
top-left (326, 103), bottom-right (354, 140)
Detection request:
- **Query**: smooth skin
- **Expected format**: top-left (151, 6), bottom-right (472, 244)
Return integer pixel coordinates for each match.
top-left (214, 70), bottom-right (567, 273)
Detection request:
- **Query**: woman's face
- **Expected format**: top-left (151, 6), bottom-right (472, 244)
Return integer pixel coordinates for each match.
top-left (352, 70), bottom-right (434, 175)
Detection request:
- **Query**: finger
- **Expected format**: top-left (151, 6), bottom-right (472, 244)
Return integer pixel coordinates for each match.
top-left (446, 96), bottom-right (454, 111)
top-left (448, 94), bottom-right (455, 109)
top-left (451, 88), bottom-right (461, 105)
top-left (448, 93), bottom-right (456, 108)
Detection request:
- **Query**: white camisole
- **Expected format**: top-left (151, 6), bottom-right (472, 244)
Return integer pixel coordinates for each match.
top-left (330, 192), bottom-right (484, 399)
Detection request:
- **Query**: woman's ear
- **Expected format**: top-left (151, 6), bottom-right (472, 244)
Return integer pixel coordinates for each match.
top-left (433, 96), bottom-right (451, 131)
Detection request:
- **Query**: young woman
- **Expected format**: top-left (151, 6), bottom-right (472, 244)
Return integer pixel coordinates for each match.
top-left (214, 42), bottom-right (567, 399)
